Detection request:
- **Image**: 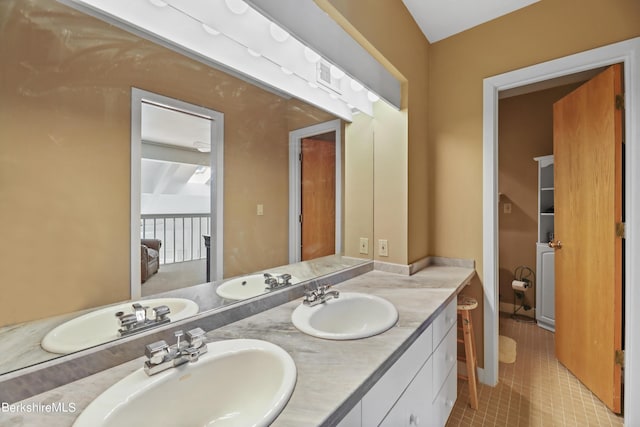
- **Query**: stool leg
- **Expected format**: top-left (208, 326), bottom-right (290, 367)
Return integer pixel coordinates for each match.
top-left (461, 310), bottom-right (479, 410)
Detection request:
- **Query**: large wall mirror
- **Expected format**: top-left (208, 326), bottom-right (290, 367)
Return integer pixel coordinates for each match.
top-left (0, 0), bottom-right (374, 375)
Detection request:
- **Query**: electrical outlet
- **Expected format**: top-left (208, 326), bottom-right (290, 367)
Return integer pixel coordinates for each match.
top-left (257, 204), bottom-right (264, 216)
top-left (503, 203), bottom-right (512, 214)
top-left (378, 239), bottom-right (389, 257)
top-left (359, 237), bottom-right (369, 255)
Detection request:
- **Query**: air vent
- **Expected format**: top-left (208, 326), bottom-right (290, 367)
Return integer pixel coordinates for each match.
top-left (316, 60), bottom-right (341, 94)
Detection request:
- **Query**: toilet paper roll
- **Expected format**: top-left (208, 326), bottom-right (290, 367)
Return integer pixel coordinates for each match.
top-left (512, 280), bottom-right (529, 291)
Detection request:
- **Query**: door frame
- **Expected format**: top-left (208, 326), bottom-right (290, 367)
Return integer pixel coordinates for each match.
top-left (289, 119), bottom-right (342, 263)
top-left (483, 37), bottom-right (640, 423)
top-left (130, 88), bottom-right (225, 298)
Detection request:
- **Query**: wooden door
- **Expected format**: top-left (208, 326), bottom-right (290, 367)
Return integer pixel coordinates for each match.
top-left (553, 64), bottom-right (623, 413)
top-left (301, 138), bottom-right (335, 260)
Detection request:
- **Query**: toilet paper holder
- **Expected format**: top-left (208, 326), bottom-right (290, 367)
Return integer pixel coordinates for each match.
top-left (512, 265), bottom-right (535, 319)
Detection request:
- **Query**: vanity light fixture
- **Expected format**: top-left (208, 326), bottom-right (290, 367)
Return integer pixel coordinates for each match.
top-left (202, 23), bottom-right (220, 36)
top-left (269, 23), bottom-right (290, 43)
top-left (71, 0), bottom-right (377, 118)
top-left (224, 0), bottom-right (249, 15)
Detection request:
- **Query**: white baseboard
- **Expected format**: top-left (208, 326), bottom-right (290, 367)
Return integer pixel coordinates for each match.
top-left (458, 361), bottom-right (488, 385)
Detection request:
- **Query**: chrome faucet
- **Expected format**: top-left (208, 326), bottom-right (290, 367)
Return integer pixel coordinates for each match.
top-left (264, 273), bottom-right (293, 290)
top-left (116, 303), bottom-right (172, 337)
top-left (144, 327), bottom-right (208, 376)
top-left (303, 284), bottom-right (339, 307)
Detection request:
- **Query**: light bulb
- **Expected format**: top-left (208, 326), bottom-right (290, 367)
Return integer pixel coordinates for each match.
top-left (224, 0), bottom-right (249, 15)
top-left (367, 91), bottom-right (380, 102)
top-left (149, 0), bottom-right (168, 7)
top-left (202, 24), bottom-right (220, 36)
top-left (330, 65), bottom-right (345, 79)
top-left (350, 79), bottom-right (364, 92)
top-left (303, 47), bottom-right (321, 63)
top-left (269, 23), bottom-right (290, 42)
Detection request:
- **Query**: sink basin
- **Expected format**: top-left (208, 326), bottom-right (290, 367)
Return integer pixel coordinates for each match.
top-left (41, 298), bottom-right (199, 354)
top-left (73, 339), bottom-right (296, 427)
top-left (216, 273), bottom-right (299, 301)
top-left (291, 292), bottom-right (398, 340)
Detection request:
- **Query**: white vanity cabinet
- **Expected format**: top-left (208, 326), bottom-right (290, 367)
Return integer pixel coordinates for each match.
top-left (338, 298), bottom-right (458, 427)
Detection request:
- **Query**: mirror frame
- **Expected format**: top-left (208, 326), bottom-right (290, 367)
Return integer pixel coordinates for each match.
top-left (130, 88), bottom-right (225, 298)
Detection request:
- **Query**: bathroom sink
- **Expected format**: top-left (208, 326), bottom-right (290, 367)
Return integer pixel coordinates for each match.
top-left (216, 273), bottom-right (299, 301)
top-left (41, 298), bottom-right (199, 354)
top-left (291, 292), bottom-right (398, 340)
top-left (73, 339), bottom-right (296, 427)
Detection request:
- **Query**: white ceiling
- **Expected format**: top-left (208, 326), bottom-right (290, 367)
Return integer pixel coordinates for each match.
top-left (141, 103), bottom-right (211, 150)
top-left (402, 0), bottom-right (540, 43)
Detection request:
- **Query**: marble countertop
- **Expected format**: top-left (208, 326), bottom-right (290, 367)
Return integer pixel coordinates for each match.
top-left (0, 264), bottom-right (474, 427)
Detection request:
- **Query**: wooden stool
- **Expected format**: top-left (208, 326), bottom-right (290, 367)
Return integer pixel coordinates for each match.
top-left (457, 295), bottom-right (479, 410)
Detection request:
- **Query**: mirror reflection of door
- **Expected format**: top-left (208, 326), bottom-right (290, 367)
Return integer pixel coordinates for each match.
top-left (301, 132), bottom-right (336, 261)
top-left (139, 102), bottom-right (213, 296)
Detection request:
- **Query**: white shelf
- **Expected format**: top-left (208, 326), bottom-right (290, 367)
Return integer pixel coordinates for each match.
top-left (535, 155), bottom-right (555, 333)
top-left (535, 155), bottom-right (554, 243)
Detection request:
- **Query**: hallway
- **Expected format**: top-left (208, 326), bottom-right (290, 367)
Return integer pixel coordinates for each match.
top-left (446, 315), bottom-right (624, 426)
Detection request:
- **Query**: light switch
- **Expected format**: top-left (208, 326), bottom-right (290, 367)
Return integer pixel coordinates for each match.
top-left (257, 204), bottom-right (264, 216)
top-left (359, 238), bottom-right (369, 255)
top-left (378, 239), bottom-right (388, 257)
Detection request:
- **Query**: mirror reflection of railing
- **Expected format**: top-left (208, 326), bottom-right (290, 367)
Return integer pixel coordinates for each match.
top-left (141, 214), bottom-right (210, 265)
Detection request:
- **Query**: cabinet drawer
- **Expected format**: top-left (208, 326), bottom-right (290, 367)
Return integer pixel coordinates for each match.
top-left (433, 323), bottom-right (457, 398)
top-left (379, 357), bottom-right (433, 427)
top-left (433, 363), bottom-right (457, 427)
top-left (433, 298), bottom-right (457, 349)
top-left (362, 325), bottom-right (432, 427)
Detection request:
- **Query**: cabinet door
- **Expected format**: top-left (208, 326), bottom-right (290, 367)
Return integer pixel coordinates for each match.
top-left (361, 326), bottom-right (432, 426)
top-left (540, 251), bottom-right (555, 325)
top-left (380, 357), bottom-right (433, 427)
top-left (536, 245), bottom-right (555, 331)
top-left (432, 363), bottom-right (457, 426)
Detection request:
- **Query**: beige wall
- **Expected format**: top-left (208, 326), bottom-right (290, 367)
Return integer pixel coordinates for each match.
top-left (498, 84), bottom-right (580, 308)
top-left (319, 0), bottom-right (429, 264)
top-left (320, 0), bottom-right (639, 369)
top-left (428, 0), bottom-right (640, 367)
top-left (344, 113), bottom-right (374, 258)
top-left (0, 0), bottom-right (336, 326)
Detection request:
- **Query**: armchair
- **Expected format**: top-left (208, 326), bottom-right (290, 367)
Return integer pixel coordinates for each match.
top-left (141, 238), bottom-right (162, 283)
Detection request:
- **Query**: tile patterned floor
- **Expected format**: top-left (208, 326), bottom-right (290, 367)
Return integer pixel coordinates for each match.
top-left (446, 314), bottom-right (624, 427)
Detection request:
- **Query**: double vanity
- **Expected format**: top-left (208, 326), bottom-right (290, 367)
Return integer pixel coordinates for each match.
top-left (0, 260), bottom-right (474, 426)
